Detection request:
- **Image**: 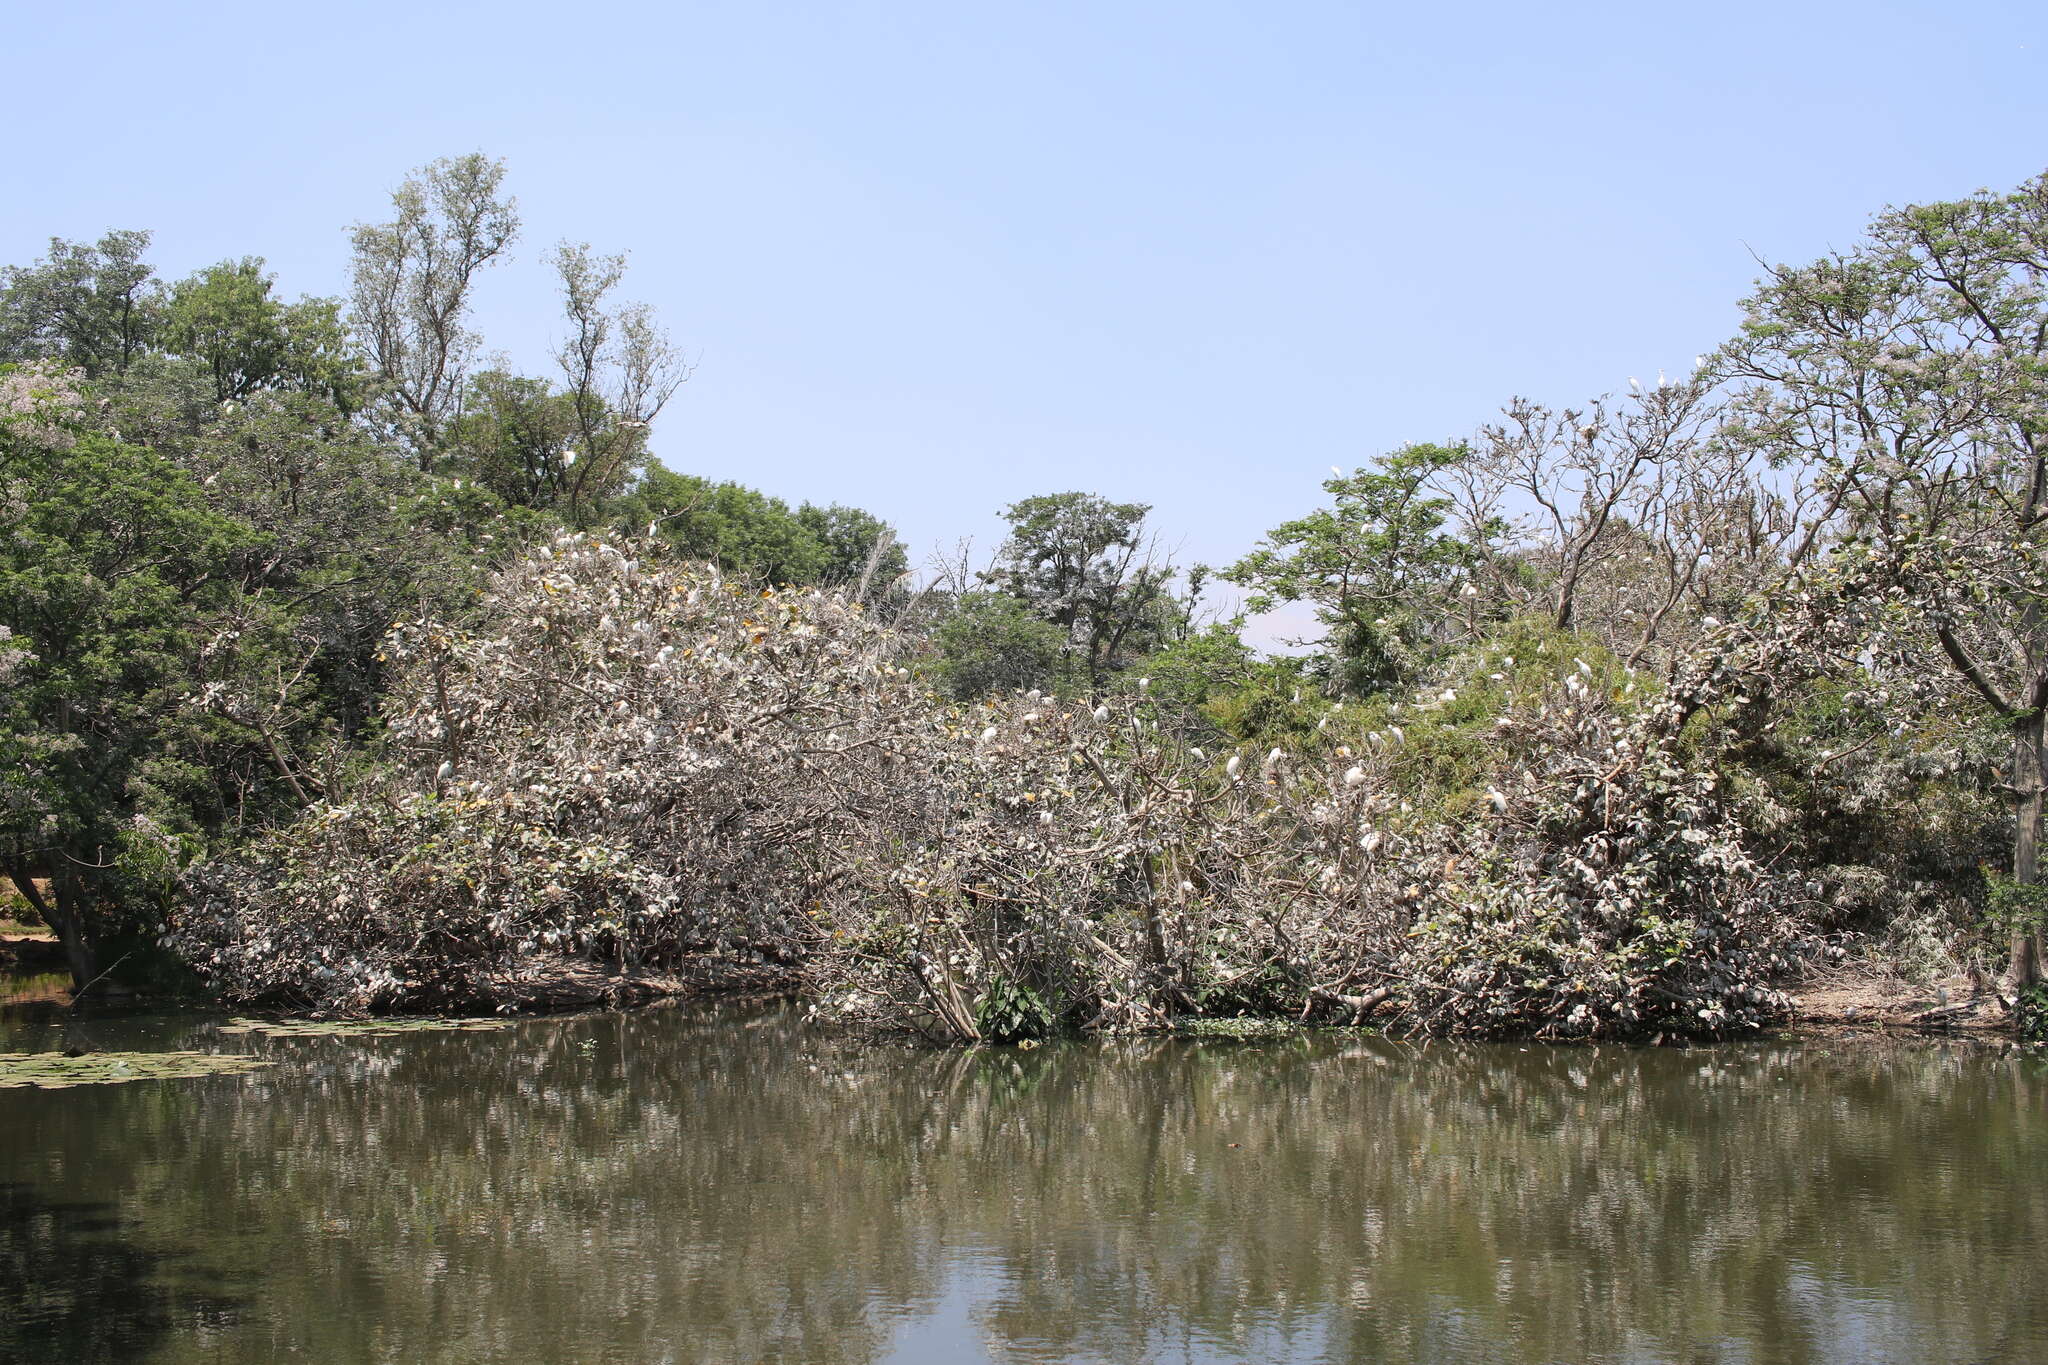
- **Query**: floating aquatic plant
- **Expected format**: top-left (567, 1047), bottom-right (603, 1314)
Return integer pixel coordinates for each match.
top-left (0, 1050), bottom-right (274, 1089)
top-left (215, 1017), bottom-right (514, 1038)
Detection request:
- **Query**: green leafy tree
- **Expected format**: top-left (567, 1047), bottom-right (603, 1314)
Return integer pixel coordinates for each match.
top-left (985, 491), bottom-right (1176, 690)
top-left (0, 230), bottom-right (161, 378)
top-left (797, 502), bottom-right (910, 599)
top-left (1227, 443), bottom-right (1483, 696)
top-left (0, 366), bottom-right (255, 984)
top-left (162, 258), bottom-right (362, 408)
top-left (1125, 628), bottom-right (1329, 750)
top-left (931, 593), bottom-right (1070, 700)
top-left (442, 370), bottom-right (584, 512)
top-left (620, 468), bottom-right (830, 583)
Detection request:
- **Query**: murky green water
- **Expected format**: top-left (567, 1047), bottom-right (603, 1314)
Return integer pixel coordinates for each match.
top-left (1, 994), bottom-right (2043, 1364)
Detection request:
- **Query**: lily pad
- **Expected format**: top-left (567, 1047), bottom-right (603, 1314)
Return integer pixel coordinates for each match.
top-left (0, 1049), bottom-right (274, 1089)
top-left (216, 1016), bottom-right (515, 1038)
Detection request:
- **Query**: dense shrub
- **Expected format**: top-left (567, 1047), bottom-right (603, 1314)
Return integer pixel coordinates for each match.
top-left (176, 536), bottom-right (1816, 1038)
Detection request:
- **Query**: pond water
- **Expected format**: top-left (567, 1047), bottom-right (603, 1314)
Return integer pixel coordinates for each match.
top-left (1, 992), bottom-right (2043, 1364)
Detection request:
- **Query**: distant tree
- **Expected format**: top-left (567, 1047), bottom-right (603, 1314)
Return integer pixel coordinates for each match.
top-left (442, 369), bottom-right (583, 512)
top-left (797, 502), bottom-right (909, 599)
top-left (985, 491), bottom-right (1176, 690)
top-left (549, 242), bottom-right (687, 519)
top-left (348, 154), bottom-right (519, 463)
top-left (931, 593), bottom-right (1069, 700)
top-left (621, 468), bottom-right (829, 583)
top-left (0, 230), bottom-right (161, 378)
top-left (162, 258), bottom-right (362, 408)
top-left (1226, 444), bottom-right (1482, 697)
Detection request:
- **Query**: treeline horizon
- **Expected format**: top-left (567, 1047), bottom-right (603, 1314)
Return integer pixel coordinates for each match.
top-left (4, 156), bottom-right (2045, 1039)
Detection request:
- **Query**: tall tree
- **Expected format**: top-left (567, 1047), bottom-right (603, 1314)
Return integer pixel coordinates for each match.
top-left (1226, 444), bottom-right (1481, 696)
top-left (163, 258), bottom-right (362, 408)
top-left (985, 491), bottom-right (1175, 690)
top-left (0, 230), bottom-right (160, 378)
top-left (0, 365), bottom-right (255, 984)
top-left (1723, 173), bottom-right (2048, 990)
top-left (549, 242), bottom-right (687, 519)
top-left (348, 154), bottom-right (519, 464)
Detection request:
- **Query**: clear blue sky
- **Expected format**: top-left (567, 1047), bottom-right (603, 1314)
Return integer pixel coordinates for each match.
top-left (7, 1), bottom-right (2045, 639)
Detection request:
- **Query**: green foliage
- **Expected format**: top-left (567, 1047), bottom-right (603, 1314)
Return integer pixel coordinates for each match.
top-left (442, 370), bottom-right (585, 511)
top-left (1986, 875), bottom-right (2048, 938)
top-left (986, 491), bottom-right (1178, 688)
top-left (2017, 983), bottom-right (2048, 1042)
top-left (1194, 656), bottom-right (1330, 751)
top-left (974, 976), bottom-right (1054, 1042)
top-left (1125, 626), bottom-right (1263, 746)
top-left (162, 258), bottom-right (363, 408)
top-left (796, 502), bottom-right (910, 594)
top-left (1226, 443), bottom-right (1484, 696)
top-left (931, 593), bottom-right (1070, 700)
top-left (0, 230), bottom-right (161, 377)
top-left (613, 469), bottom-right (898, 589)
top-left (0, 369), bottom-right (255, 976)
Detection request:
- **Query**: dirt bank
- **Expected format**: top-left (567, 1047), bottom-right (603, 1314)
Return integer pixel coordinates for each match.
top-left (1785, 964), bottom-right (2018, 1038)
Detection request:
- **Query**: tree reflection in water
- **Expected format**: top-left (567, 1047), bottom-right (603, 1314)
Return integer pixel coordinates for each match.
top-left (0, 1002), bottom-right (2042, 1363)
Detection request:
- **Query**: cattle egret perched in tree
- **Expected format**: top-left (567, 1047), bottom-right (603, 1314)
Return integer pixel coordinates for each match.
top-left (980, 726), bottom-right (999, 745)
top-left (1093, 705), bottom-right (1110, 723)
top-left (1226, 755), bottom-right (1243, 780)
top-left (1488, 788), bottom-right (1508, 813)
top-left (437, 761), bottom-right (454, 782)
top-left (1344, 766), bottom-right (1367, 787)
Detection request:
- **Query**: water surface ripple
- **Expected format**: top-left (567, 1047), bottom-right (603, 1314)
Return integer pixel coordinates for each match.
top-left (1, 999), bottom-right (2042, 1363)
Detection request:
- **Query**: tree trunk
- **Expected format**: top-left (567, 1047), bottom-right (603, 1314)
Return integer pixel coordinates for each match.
top-left (2012, 706), bottom-right (2045, 989)
top-left (6, 867), bottom-right (97, 989)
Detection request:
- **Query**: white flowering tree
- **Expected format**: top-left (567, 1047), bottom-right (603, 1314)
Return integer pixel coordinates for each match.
top-left (1721, 174), bottom-right (2048, 996)
top-left (174, 532), bottom-right (943, 1008)
top-left (177, 531), bottom-right (1807, 1038)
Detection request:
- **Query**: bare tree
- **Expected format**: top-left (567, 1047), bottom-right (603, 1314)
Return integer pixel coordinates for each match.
top-left (349, 154), bottom-right (519, 466)
top-left (1449, 378), bottom-right (1818, 668)
top-left (550, 242), bottom-right (690, 517)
